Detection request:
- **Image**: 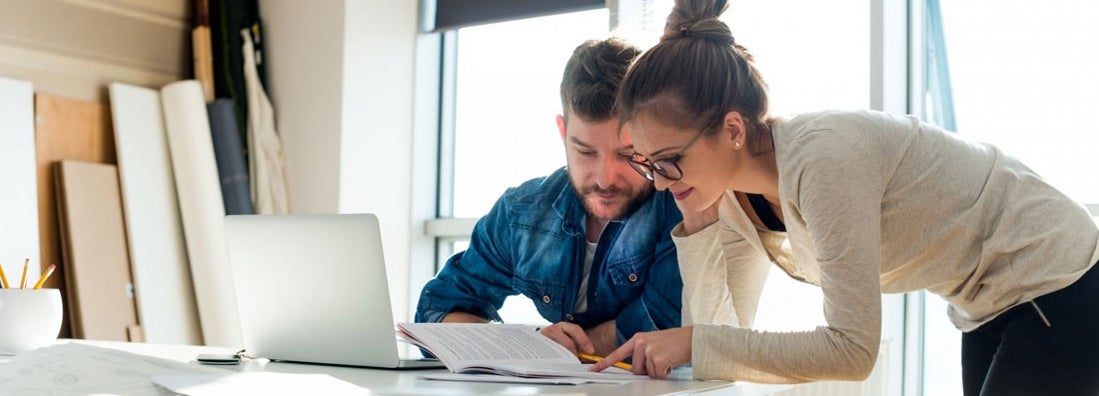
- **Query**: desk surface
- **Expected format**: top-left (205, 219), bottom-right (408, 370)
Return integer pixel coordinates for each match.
top-left (1, 340), bottom-right (789, 395)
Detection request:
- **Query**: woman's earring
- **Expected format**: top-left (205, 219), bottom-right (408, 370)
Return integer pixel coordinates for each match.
top-left (734, 141), bottom-right (742, 148)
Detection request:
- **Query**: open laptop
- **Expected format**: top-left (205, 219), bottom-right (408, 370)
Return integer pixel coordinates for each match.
top-left (224, 213), bottom-right (443, 369)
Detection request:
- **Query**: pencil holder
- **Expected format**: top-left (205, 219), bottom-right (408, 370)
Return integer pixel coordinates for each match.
top-left (0, 288), bottom-right (63, 355)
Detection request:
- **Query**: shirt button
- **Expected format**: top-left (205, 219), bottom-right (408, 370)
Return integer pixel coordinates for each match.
top-left (628, 273), bottom-right (638, 282)
top-left (565, 314), bottom-right (574, 321)
top-left (542, 295), bottom-right (551, 304)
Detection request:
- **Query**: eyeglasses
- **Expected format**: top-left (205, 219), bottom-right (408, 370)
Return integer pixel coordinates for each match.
top-left (627, 128), bottom-right (708, 181)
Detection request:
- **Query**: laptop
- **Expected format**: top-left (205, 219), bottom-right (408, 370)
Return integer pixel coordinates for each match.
top-left (224, 213), bottom-right (443, 369)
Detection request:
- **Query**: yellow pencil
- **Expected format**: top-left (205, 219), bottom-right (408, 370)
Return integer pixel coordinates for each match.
top-left (19, 258), bottom-right (29, 289)
top-left (0, 260), bottom-right (9, 288)
top-left (33, 264), bottom-right (56, 290)
top-left (578, 352), bottom-right (633, 371)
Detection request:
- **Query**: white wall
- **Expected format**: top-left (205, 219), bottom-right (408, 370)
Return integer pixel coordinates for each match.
top-left (340, 0), bottom-right (419, 323)
top-left (260, 0), bottom-right (421, 322)
top-left (259, 0), bottom-right (345, 214)
top-left (0, 0), bottom-right (186, 102)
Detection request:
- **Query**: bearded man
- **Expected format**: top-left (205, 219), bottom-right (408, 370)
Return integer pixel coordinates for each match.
top-left (415, 38), bottom-right (682, 355)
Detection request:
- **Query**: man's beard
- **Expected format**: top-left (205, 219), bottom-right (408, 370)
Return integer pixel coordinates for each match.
top-left (572, 183), bottom-right (653, 222)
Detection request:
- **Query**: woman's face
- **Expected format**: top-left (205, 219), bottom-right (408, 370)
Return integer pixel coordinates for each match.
top-left (627, 113), bottom-right (744, 214)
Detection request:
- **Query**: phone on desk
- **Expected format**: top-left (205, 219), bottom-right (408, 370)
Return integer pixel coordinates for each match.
top-left (196, 353), bottom-right (241, 365)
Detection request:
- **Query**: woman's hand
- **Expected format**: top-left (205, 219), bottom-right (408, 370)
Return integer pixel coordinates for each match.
top-left (588, 326), bottom-right (693, 379)
top-left (678, 199), bottom-right (720, 236)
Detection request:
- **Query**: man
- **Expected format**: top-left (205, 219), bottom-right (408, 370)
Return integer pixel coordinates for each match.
top-left (415, 38), bottom-right (683, 356)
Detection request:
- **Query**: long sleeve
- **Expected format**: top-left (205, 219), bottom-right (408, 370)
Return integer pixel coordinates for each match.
top-left (688, 128), bottom-right (883, 384)
top-left (416, 197), bottom-right (517, 323)
top-left (674, 220), bottom-right (770, 328)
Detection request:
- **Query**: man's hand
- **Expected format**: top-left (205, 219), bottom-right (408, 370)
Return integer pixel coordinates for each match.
top-left (441, 312), bottom-right (489, 323)
top-left (589, 326), bottom-right (693, 379)
top-left (538, 322), bottom-right (595, 355)
top-left (584, 320), bottom-right (617, 356)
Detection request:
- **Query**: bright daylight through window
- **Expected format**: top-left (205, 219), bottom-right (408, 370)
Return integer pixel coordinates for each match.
top-left (435, 2), bottom-right (1097, 394)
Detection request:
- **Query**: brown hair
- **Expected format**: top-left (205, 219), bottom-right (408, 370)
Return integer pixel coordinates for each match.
top-left (616, 0), bottom-right (770, 148)
top-left (560, 38), bottom-right (641, 124)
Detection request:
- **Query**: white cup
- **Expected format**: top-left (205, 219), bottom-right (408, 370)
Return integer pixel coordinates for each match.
top-left (0, 288), bottom-right (63, 355)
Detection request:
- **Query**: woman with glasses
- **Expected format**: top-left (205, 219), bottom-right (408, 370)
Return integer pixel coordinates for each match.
top-left (590, 0), bottom-right (1099, 394)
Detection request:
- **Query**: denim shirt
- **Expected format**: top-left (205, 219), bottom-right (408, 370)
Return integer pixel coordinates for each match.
top-left (416, 167), bottom-right (683, 344)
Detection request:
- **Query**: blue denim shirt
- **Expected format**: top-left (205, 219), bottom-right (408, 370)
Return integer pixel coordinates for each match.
top-left (416, 167), bottom-right (683, 344)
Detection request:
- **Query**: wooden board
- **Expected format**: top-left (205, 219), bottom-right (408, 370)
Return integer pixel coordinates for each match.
top-left (33, 92), bottom-right (116, 338)
top-left (54, 160), bottom-right (141, 341)
top-left (109, 82), bottom-right (203, 345)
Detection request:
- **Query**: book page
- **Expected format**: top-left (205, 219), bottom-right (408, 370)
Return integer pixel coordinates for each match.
top-left (398, 323), bottom-right (576, 368)
top-left (470, 361), bottom-right (648, 380)
top-left (398, 323), bottom-right (651, 381)
top-left (419, 372), bottom-right (632, 385)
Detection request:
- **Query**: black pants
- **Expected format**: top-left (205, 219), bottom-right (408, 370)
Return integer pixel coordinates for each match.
top-left (962, 261), bottom-right (1099, 396)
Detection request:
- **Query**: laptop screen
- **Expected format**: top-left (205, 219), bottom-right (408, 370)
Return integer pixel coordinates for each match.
top-left (224, 214), bottom-right (407, 367)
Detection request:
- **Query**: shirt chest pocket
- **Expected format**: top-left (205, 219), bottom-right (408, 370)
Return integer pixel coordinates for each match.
top-left (605, 261), bottom-right (645, 287)
top-left (514, 278), bottom-right (566, 320)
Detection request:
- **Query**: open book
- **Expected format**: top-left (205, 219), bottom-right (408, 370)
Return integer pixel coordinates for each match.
top-left (397, 323), bottom-right (647, 381)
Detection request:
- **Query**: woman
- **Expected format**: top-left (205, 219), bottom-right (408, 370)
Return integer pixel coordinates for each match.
top-left (589, 0), bottom-right (1099, 394)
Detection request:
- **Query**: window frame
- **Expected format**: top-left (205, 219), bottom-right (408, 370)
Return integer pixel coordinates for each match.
top-left (428, 0), bottom-right (604, 31)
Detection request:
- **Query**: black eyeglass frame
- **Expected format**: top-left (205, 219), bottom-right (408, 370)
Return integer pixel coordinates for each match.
top-left (626, 126), bottom-right (711, 181)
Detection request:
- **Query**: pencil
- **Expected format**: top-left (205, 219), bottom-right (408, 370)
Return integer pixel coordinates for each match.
top-left (0, 260), bottom-right (9, 288)
top-left (578, 352), bottom-right (633, 371)
top-left (33, 264), bottom-right (56, 290)
top-left (19, 258), bottom-right (29, 289)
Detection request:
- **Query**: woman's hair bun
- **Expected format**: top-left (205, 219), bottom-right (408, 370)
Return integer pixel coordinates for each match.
top-left (661, 0), bottom-right (734, 46)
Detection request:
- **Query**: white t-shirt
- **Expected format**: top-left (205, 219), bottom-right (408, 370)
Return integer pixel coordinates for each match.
top-left (574, 241), bottom-right (597, 313)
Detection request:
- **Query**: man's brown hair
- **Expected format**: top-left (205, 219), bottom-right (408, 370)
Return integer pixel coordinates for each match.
top-left (560, 38), bottom-right (641, 124)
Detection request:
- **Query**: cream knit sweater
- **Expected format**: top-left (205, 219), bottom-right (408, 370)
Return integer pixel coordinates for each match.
top-left (677, 110), bottom-right (1099, 383)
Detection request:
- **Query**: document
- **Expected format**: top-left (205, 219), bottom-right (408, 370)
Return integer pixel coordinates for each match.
top-left (397, 323), bottom-right (647, 381)
top-left (420, 372), bottom-right (631, 385)
top-left (152, 372), bottom-right (367, 395)
top-left (0, 343), bottom-right (225, 395)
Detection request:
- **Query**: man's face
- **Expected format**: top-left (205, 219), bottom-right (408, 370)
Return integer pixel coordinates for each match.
top-left (557, 115), bottom-right (654, 222)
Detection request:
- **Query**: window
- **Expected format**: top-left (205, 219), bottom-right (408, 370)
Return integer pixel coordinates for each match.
top-left (920, 1), bottom-right (1099, 395)
top-left (448, 9), bottom-right (610, 219)
top-left (437, 9), bottom-right (610, 324)
top-left (929, 0), bottom-right (1099, 204)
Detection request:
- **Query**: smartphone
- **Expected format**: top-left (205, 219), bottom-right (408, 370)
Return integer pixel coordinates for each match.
top-left (196, 353), bottom-right (241, 365)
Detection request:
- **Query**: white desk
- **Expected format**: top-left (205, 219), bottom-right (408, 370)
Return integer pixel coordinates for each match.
top-left (1, 340), bottom-right (790, 395)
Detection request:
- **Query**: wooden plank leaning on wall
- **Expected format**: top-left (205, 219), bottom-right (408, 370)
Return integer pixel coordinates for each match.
top-left (34, 94), bottom-right (117, 339)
